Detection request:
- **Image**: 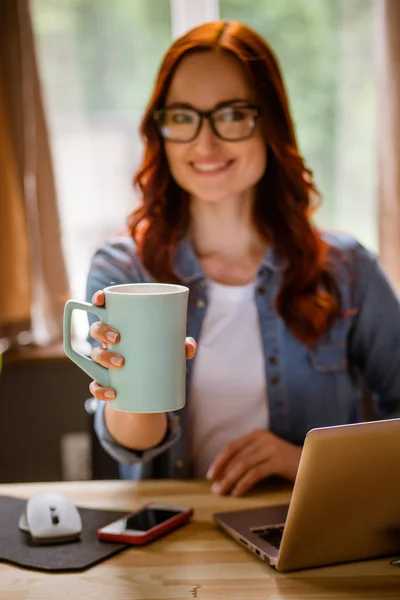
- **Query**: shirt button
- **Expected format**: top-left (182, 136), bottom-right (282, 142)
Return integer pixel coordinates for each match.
top-left (258, 266), bottom-right (267, 277)
top-left (176, 460), bottom-right (184, 468)
top-left (197, 299), bottom-right (206, 308)
top-left (200, 280), bottom-right (207, 288)
top-left (271, 376), bottom-right (280, 385)
top-left (269, 355), bottom-right (278, 365)
top-left (257, 287), bottom-right (266, 295)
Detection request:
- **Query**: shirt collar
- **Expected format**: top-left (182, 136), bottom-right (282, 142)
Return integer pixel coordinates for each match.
top-left (172, 236), bottom-right (204, 284)
top-left (172, 236), bottom-right (288, 285)
top-left (260, 246), bottom-right (289, 274)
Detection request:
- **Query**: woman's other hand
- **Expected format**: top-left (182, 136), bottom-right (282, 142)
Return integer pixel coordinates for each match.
top-left (206, 430), bottom-right (302, 497)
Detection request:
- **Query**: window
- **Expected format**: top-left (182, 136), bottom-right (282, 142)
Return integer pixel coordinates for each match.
top-left (31, 0), bottom-right (172, 337)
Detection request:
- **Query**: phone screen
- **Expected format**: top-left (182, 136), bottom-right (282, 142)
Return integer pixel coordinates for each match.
top-left (121, 507), bottom-right (181, 532)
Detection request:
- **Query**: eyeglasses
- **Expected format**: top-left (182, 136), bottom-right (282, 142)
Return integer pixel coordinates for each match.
top-left (153, 103), bottom-right (261, 143)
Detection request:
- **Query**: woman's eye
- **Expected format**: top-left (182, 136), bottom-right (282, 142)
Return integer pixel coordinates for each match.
top-left (217, 108), bottom-right (247, 122)
top-left (170, 112), bottom-right (194, 124)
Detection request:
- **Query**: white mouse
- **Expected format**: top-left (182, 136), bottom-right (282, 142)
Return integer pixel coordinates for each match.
top-left (19, 492), bottom-right (82, 544)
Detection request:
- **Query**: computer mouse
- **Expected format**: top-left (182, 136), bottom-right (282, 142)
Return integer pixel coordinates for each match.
top-left (18, 492), bottom-right (82, 545)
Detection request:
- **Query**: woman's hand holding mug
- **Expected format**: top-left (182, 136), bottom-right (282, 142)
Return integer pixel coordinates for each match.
top-left (63, 282), bottom-right (193, 413)
top-left (63, 283), bottom-right (196, 450)
top-left (88, 289), bottom-right (197, 402)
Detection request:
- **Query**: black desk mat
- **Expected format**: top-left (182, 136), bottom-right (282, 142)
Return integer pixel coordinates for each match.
top-left (0, 495), bottom-right (130, 572)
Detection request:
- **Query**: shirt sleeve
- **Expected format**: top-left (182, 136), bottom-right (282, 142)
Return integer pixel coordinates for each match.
top-left (86, 238), bottom-right (182, 465)
top-left (349, 248), bottom-right (400, 417)
top-left (93, 401), bottom-right (182, 465)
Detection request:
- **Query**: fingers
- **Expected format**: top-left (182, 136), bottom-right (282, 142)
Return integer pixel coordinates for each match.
top-left (90, 294), bottom-right (196, 361)
top-left (88, 338), bottom-right (195, 402)
top-left (217, 440), bottom-right (266, 480)
top-left (89, 380), bottom-right (116, 401)
top-left (90, 346), bottom-right (124, 368)
top-left (89, 320), bottom-right (120, 345)
top-left (186, 337), bottom-right (197, 360)
top-left (88, 292), bottom-right (196, 405)
top-left (88, 345), bottom-right (122, 401)
top-left (231, 462), bottom-right (273, 497)
top-left (206, 431), bottom-right (255, 481)
top-left (90, 290), bottom-right (121, 345)
top-left (209, 433), bottom-right (303, 496)
top-left (211, 447), bottom-right (270, 496)
top-left (223, 434), bottom-right (269, 472)
top-left (92, 290), bottom-right (105, 306)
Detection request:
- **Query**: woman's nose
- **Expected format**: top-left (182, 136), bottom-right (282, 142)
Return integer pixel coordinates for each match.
top-left (194, 118), bottom-right (220, 154)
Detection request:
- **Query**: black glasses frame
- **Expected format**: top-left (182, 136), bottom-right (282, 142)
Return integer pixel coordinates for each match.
top-left (153, 104), bottom-right (261, 143)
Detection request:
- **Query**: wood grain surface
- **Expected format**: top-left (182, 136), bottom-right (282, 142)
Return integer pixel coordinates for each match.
top-left (0, 479), bottom-right (398, 600)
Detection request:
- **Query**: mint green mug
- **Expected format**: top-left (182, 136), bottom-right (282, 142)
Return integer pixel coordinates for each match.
top-left (63, 283), bottom-right (189, 413)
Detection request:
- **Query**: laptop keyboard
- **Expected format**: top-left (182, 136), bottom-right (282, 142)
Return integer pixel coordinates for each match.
top-left (253, 525), bottom-right (285, 549)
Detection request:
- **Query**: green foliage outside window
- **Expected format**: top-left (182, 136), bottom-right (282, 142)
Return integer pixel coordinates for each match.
top-left (220, 0), bottom-right (376, 239)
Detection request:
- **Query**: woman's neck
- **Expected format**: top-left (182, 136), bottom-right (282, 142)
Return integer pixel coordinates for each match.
top-left (188, 191), bottom-right (267, 284)
top-left (189, 192), bottom-right (264, 258)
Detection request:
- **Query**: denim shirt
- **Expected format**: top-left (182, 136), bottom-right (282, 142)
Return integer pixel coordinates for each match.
top-left (86, 231), bottom-right (400, 481)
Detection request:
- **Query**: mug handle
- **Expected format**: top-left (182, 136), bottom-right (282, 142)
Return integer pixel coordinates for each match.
top-left (63, 300), bottom-right (111, 388)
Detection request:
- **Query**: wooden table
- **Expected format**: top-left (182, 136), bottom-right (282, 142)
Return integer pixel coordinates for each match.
top-left (0, 480), bottom-right (398, 600)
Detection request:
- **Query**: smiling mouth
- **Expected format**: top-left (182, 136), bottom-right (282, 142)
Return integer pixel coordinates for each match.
top-left (190, 160), bottom-right (234, 174)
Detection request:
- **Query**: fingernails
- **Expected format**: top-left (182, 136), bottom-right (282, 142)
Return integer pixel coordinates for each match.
top-left (211, 482), bottom-right (222, 494)
top-left (206, 469), bottom-right (213, 480)
top-left (104, 390), bottom-right (116, 399)
top-left (106, 331), bottom-right (118, 343)
top-left (110, 356), bottom-right (123, 367)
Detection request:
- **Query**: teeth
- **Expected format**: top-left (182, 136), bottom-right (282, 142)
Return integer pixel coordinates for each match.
top-left (193, 162), bottom-right (229, 172)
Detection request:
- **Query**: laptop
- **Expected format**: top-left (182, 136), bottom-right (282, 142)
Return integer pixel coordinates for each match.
top-left (213, 418), bottom-right (400, 572)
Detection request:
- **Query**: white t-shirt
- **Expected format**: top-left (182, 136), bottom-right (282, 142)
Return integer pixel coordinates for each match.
top-left (188, 279), bottom-right (269, 478)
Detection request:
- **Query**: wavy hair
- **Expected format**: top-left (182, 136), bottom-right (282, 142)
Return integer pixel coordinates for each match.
top-left (129, 20), bottom-right (340, 344)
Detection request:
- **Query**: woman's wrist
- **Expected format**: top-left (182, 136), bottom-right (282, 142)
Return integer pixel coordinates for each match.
top-left (104, 403), bottom-right (168, 450)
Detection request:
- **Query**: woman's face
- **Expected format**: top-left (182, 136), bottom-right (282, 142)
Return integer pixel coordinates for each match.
top-left (163, 51), bottom-right (267, 204)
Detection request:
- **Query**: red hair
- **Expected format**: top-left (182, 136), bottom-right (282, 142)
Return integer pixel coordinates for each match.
top-left (129, 21), bottom-right (340, 345)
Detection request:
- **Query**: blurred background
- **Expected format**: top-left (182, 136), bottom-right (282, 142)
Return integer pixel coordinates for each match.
top-left (31, 0), bottom-right (379, 337)
top-left (0, 0), bottom-right (399, 483)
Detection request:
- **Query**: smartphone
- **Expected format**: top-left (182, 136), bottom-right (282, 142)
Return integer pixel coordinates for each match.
top-left (97, 503), bottom-right (194, 545)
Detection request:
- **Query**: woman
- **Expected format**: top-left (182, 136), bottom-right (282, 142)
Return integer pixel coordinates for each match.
top-left (86, 21), bottom-right (400, 496)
